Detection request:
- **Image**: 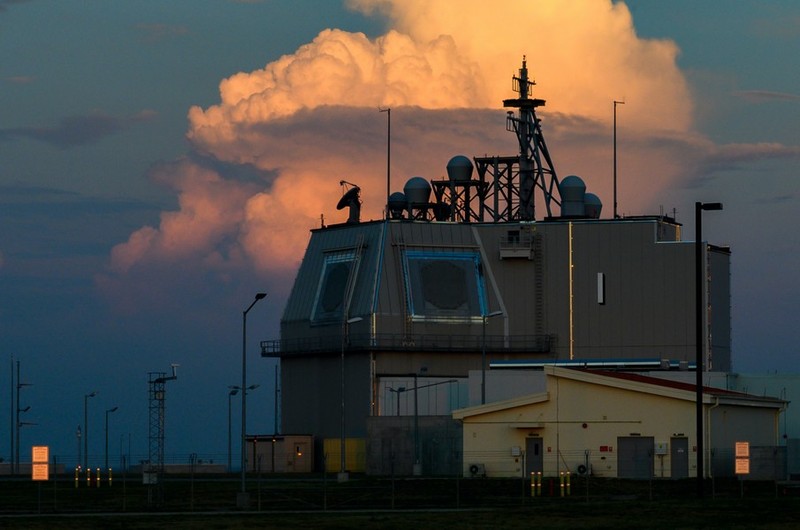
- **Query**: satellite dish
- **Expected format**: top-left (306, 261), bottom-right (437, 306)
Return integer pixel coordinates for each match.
top-left (336, 186), bottom-right (361, 223)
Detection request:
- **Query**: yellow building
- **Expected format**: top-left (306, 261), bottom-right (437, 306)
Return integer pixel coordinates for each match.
top-left (454, 366), bottom-right (786, 479)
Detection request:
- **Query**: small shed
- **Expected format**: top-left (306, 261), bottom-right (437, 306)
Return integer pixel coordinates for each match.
top-left (453, 366), bottom-right (786, 479)
top-left (246, 434), bottom-right (313, 473)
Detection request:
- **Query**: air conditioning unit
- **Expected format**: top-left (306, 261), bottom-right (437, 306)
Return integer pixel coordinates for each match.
top-left (468, 463), bottom-right (486, 477)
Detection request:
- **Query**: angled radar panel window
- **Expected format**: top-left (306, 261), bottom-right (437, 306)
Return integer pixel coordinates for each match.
top-left (403, 250), bottom-right (486, 322)
top-left (311, 250), bottom-right (358, 324)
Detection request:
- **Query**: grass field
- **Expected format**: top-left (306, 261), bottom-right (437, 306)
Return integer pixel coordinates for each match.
top-left (1, 474), bottom-right (798, 528)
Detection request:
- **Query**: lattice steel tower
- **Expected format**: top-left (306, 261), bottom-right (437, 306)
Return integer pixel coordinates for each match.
top-left (147, 365), bottom-right (178, 481)
top-left (432, 56), bottom-right (561, 222)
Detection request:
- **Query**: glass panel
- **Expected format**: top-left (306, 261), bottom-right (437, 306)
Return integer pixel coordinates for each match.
top-left (312, 251), bottom-right (355, 323)
top-left (404, 250), bottom-right (486, 321)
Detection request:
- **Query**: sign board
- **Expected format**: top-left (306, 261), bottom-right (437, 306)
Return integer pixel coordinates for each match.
top-left (735, 441), bottom-right (750, 458)
top-left (735, 458), bottom-right (750, 475)
top-left (734, 441), bottom-right (750, 475)
top-left (32, 463), bottom-right (49, 480)
top-left (31, 445), bottom-right (49, 481)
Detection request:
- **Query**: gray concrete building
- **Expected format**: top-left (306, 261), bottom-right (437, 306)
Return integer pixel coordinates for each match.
top-left (260, 59), bottom-right (732, 474)
top-left (262, 214), bottom-right (730, 472)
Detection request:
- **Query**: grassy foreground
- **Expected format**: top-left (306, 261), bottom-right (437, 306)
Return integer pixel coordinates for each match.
top-left (0, 474), bottom-right (798, 528)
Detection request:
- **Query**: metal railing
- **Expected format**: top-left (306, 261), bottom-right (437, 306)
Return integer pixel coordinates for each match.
top-left (262, 332), bottom-right (551, 356)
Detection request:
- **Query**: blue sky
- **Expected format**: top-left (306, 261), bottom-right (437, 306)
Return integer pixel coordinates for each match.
top-left (1, 0), bottom-right (798, 466)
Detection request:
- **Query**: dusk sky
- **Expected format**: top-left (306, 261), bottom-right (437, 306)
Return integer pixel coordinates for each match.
top-left (1, 0), bottom-right (798, 466)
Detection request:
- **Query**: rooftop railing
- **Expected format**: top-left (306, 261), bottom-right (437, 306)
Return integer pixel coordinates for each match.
top-left (261, 332), bottom-right (551, 356)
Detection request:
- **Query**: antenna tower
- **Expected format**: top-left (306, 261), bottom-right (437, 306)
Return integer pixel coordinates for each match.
top-left (147, 365), bottom-right (178, 503)
top-left (434, 57), bottom-right (561, 222)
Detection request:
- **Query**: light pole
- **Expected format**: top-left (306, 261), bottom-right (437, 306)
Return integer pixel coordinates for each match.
top-left (240, 292), bottom-right (266, 505)
top-left (84, 391), bottom-right (97, 470)
top-left (15, 360), bottom-right (32, 474)
top-left (695, 201), bottom-right (722, 499)
top-left (613, 100), bottom-right (625, 219)
top-left (388, 386), bottom-right (406, 416)
top-left (231, 383), bottom-right (258, 474)
top-left (15, 404), bottom-right (30, 474)
top-left (105, 406), bottom-right (118, 470)
top-left (228, 387), bottom-right (239, 472)
top-left (76, 426), bottom-right (82, 469)
top-left (339, 315), bottom-right (363, 482)
top-left (481, 310), bottom-right (504, 405)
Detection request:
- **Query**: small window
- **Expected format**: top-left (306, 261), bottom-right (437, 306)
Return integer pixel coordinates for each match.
top-left (311, 250), bottom-right (357, 323)
top-left (597, 272), bottom-right (605, 305)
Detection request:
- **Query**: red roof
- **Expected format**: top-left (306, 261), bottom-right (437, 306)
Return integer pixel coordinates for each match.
top-left (571, 368), bottom-right (767, 399)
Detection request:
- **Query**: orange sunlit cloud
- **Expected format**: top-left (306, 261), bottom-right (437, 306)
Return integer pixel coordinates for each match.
top-left (105, 0), bottom-right (706, 298)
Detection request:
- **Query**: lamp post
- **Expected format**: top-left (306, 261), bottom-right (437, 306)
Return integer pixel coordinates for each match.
top-left (240, 292), bottom-right (266, 504)
top-left (228, 387), bottom-right (239, 472)
top-left (15, 404), bottom-right (30, 474)
top-left (388, 386), bottom-right (406, 416)
top-left (231, 383), bottom-right (258, 474)
top-left (339, 316), bottom-right (363, 482)
top-left (76, 426), bottom-right (82, 470)
top-left (105, 406), bottom-right (118, 470)
top-left (481, 310), bottom-right (504, 405)
top-left (613, 100), bottom-right (625, 219)
top-left (695, 201), bottom-right (722, 499)
top-left (84, 391), bottom-right (97, 471)
top-left (15, 360), bottom-right (32, 475)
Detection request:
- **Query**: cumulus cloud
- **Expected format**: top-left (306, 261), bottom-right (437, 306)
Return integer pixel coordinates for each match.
top-left (109, 158), bottom-right (262, 274)
top-left (347, 0), bottom-right (692, 132)
top-left (101, 0), bottom-right (799, 313)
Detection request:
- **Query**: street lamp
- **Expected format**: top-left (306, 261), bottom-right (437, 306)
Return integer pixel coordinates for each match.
top-left (413, 377), bottom-right (456, 476)
top-left (388, 386), bottom-right (406, 416)
top-left (76, 426), bottom-right (82, 469)
top-left (695, 201), bottom-right (722, 499)
top-left (481, 310), bottom-right (504, 405)
top-left (15, 360), bottom-right (32, 475)
top-left (227, 387), bottom-right (239, 472)
top-left (340, 315), bottom-right (363, 482)
top-left (230, 384), bottom-right (258, 474)
top-left (105, 406), bottom-right (118, 470)
top-left (15, 405), bottom-right (30, 474)
top-left (84, 391), bottom-right (97, 470)
top-left (240, 292), bottom-right (266, 505)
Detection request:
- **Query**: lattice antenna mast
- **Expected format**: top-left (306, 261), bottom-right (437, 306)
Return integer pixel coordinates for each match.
top-left (148, 364), bottom-right (178, 482)
top-left (502, 56), bottom-right (561, 219)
